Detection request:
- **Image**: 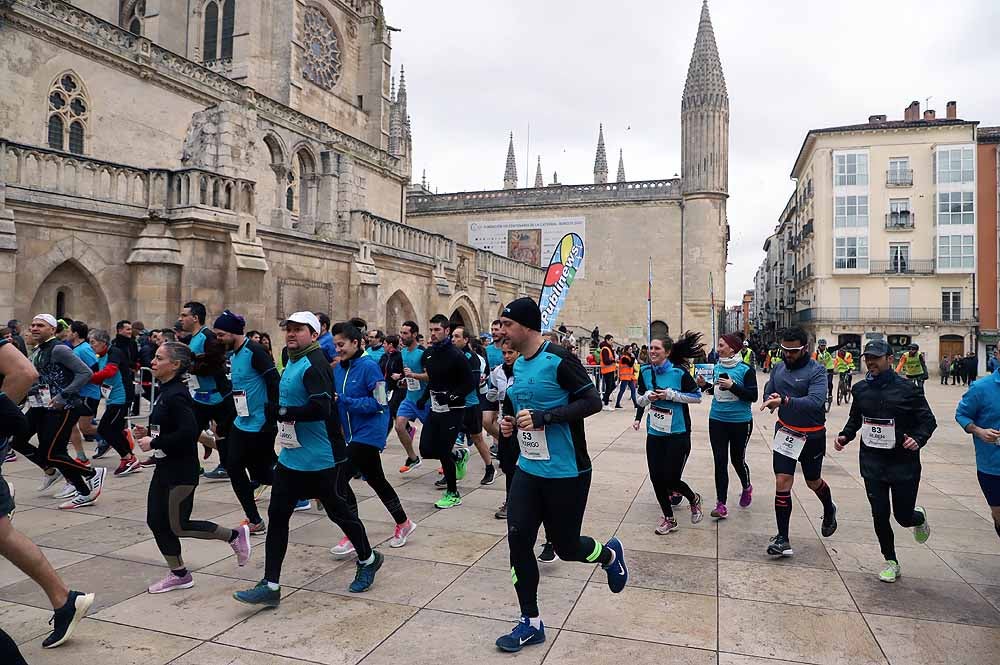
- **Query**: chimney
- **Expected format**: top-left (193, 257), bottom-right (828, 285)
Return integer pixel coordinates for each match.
top-left (946, 101), bottom-right (957, 119)
top-left (868, 114), bottom-right (887, 123)
top-left (924, 109), bottom-right (936, 121)
top-left (904, 100), bottom-right (920, 121)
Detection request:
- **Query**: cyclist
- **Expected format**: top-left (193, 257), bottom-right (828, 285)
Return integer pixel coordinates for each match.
top-left (835, 348), bottom-right (854, 400)
top-left (812, 339), bottom-right (835, 404)
top-left (895, 343), bottom-right (928, 390)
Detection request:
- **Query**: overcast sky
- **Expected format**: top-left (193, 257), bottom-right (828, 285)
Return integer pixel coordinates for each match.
top-left (388, 0), bottom-right (1000, 305)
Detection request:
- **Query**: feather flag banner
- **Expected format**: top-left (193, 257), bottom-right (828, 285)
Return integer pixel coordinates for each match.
top-left (538, 233), bottom-right (585, 331)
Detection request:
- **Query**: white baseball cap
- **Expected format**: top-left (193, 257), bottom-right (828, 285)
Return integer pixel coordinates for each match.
top-left (32, 314), bottom-right (57, 328)
top-left (281, 311), bottom-right (321, 333)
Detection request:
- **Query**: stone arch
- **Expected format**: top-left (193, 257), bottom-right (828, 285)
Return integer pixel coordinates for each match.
top-left (650, 320), bottom-right (669, 340)
top-left (28, 258), bottom-right (111, 327)
top-left (385, 289), bottom-right (417, 336)
top-left (17, 237), bottom-right (117, 326)
top-left (448, 293), bottom-right (482, 336)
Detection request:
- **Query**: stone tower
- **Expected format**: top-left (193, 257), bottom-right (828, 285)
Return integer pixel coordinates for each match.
top-left (534, 157), bottom-right (544, 188)
top-left (594, 124), bottom-right (609, 184)
top-left (617, 149), bottom-right (626, 183)
top-left (680, 0), bottom-right (729, 333)
top-left (503, 133), bottom-right (518, 190)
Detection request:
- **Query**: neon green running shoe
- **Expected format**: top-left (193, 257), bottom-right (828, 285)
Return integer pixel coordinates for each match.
top-left (435, 491), bottom-right (462, 510)
top-left (913, 506), bottom-right (930, 544)
top-left (455, 448), bottom-right (469, 481)
top-left (879, 560), bottom-right (900, 583)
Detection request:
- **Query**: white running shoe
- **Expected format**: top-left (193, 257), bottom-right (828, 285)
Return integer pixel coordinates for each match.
top-left (89, 467), bottom-right (107, 498)
top-left (54, 482), bottom-right (77, 500)
top-left (59, 492), bottom-right (97, 510)
top-left (37, 471), bottom-right (62, 493)
top-left (330, 536), bottom-right (356, 557)
top-left (390, 520), bottom-right (417, 548)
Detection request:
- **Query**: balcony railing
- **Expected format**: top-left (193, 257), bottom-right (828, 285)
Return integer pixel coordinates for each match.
top-left (801, 220), bottom-right (814, 238)
top-left (886, 169), bottom-right (913, 187)
top-left (885, 212), bottom-right (914, 230)
top-left (869, 259), bottom-right (935, 275)
top-left (793, 307), bottom-right (977, 324)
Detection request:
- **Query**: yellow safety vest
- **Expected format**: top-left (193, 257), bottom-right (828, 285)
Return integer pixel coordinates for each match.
top-left (835, 355), bottom-right (852, 373)
top-left (814, 349), bottom-right (834, 370)
top-left (902, 353), bottom-right (924, 377)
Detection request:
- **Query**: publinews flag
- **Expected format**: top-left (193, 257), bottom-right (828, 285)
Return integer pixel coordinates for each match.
top-left (538, 233), bottom-right (585, 331)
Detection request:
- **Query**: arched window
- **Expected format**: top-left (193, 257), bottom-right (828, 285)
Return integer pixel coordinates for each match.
top-left (301, 6), bottom-right (342, 90)
top-left (202, 0), bottom-right (235, 63)
top-left (650, 320), bottom-right (669, 340)
top-left (285, 170), bottom-right (295, 212)
top-left (295, 150), bottom-right (315, 216)
top-left (47, 73), bottom-right (88, 154)
top-left (56, 290), bottom-right (66, 319)
top-left (120, 1), bottom-right (145, 35)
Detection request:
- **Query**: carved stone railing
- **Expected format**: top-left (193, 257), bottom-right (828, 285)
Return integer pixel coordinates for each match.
top-left (360, 212), bottom-right (455, 264)
top-left (475, 249), bottom-right (545, 284)
top-left (168, 168), bottom-right (254, 214)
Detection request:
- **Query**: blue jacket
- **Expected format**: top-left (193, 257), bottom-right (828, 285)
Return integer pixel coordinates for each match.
top-left (333, 351), bottom-right (389, 449)
top-left (955, 369), bottom-right (1000, 476)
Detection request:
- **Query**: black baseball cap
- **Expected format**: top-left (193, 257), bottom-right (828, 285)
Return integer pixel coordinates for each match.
top-left (862, 340), bottom-right (891, 357)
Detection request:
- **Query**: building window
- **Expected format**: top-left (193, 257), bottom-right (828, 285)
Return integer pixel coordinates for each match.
top-left (834, 195), bottom-right (868, 228)
top-left (301, 6), bottom-right (342, 90)
top-left (887, 157), bottom-right (910, 185)
top-left (937, 191), bottom-right (974, 226)
top-left (120, 1), bottom-right (145, 35)
top-left (47, 73), bottom-right (88, 154)
top-left (889, 243), bottom-right (909, 272)
top-left (835, 236), bottom-right (868, 270)
top-left (936, 147), bottom-right (974, 184)
top-left (55, 290), bottom-right (66, 319)
top-left (937, 234), bottom-right (974, 270)
top-left (203, 0), bottom-right (235, 63)
top-left (285, 170), bottom-right (295, 212)
top-left (942, 289), bottom-right (962, 322)
top-left (835, 153), bottom-right (868, 186)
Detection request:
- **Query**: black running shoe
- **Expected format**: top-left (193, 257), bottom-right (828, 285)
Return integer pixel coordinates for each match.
top-left (42, 590), bottom-right (95, 648)
top-left (480, 464), bottom-right (496, 486)
top-left (766, 534), bottom-right (793, 557)
top-left (537, 542), bottom-right (557, 563)
top-left (670, 492), bottom-right (684, 506)
top-left (821, 501), bottom-right (838, 537)
top-left (434, 477), bottom-right (448, 489)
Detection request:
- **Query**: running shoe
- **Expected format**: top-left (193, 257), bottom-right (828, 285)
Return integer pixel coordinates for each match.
top-left (821, 501), bottom-right (838, 537)
top-left (434, 491), bottom-right (462, 509)
top-left (4, 450), bottom-right (17, 462)
top-left (913, 506), bottom-right (930, 544)
top-left (75, 455), bottom-right (91, 467)
top-left (655, 516), bottom-right (678, 535)
top-left (480, 464), bottom-right (496, 486)
top-left (243, 518), bottom-right (267, 535)
top-left (41, 590), bottom-right (95, 648)
top-left (495, 617), bottom-right (546, 653)
top-left (711, 502), bottom-right (728, 519)
top-left (230, 523), bottom-right (252, 566)
top-left (89, 467), bottom-right (107, 497)
top-left (602, 537), bottom-right (628, 593)
top-left (233, 580), bottom-right (280, 607)
top-left (148, 572), bottom-right (194, 594)
top-left (690, 493), bottom-right (704, 524)
top-left (670, 492), bottom-right (683, 506)
top-left (602, 405), bottom-right (614, 411)
top-left (6, 480), bottom-right (14, 521)
top-left (330, 536), bottom-right (356, 557)
top-left (203, 465), bottom-right (228, 481)
top-left (399, 457), bottom-right (421, 474)
top-left (54, 482), bottom-right (77, 500)
top-left (434, 477), bottom-right (448, 489)
top-left (455, 448), bottom-right (469, 480)
top-left (495, 502), bottom-right (507, 520)
top-left (92, 443), bottom-right (112, 459)
top-left (879, 560), bottom-right (901, 583)
top-left (139, 456), bottom-right (157, 468)
top-left (59, 491), bottom-right (98, 510)
top-left (293, 499), bottom-right (312, 512)
top-left (390, 520), bottom-right (416, 548)
top-left (437, 466), bottom-right (443, 475)
top-left (537, 542), bottom-right (557, 563)
top-left (766, 534), bottom-right (794, 557)
top-left (739, 483), bottom-right (753, 508)
top-left (349, 550), bottom-right (384, 593)
top-left (253, 484), bottom-right (271, 502)
top-left (37, 470), bottom-right (62, 493)
top-left (114, 455), bottom-right (143, 477)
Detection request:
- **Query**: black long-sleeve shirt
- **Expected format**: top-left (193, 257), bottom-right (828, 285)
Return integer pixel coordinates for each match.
top-left (418, 340), bottom-right (476, 410)
top-left (149, 375), bottom-right (201, 484)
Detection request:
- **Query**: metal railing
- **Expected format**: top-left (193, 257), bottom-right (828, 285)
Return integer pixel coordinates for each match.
top-left (793, 307), bottom-right (977, 324)
top-left (886, 169), bottom-right (913, 186)
top-left (885, 212), bottom-right (915, 230)
top-left (869, 259), bottom-right (935, 275)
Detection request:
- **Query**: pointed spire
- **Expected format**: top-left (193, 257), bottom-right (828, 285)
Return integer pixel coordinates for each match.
top-left (534, 156), bottom-right (544, 188)
top-left (390, 75), bottom-right (396, 103)
top-left (396, 65), bottom-right (408, 118)
top-left (388, 72), bottom-right (402, 155)
top-left (616, 148), bottom-right (626, 182)
top-left (503, 132), bottom-right (518, 190)
top-left (682, 0), bottom-right (728, 110)
top-left (421, 169), bottom-right (427, 189)
top-left (552, 171), bottom-right (559, 185)
top-left (593, 124), bottom-right (608, 184)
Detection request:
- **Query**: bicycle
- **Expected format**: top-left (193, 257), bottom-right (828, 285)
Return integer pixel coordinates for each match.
top-left (836, 371), bottom-right (852, 406)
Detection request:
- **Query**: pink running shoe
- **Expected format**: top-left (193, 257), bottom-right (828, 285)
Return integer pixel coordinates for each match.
top-left (739, 484), bottom-right (753, 508)
top-left (148, 572), bottom-right (194, 594)
top-left (655, 516), bottom-right (678, 535)
top-left (390, 519), bottom-right (417, 548)
top-left (230, 523), bottom-right (252, 566)
top-left (711, 502), bottom-right (729, 519)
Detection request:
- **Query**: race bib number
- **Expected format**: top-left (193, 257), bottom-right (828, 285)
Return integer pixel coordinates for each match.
top-left (233, 390), bottom-right (250, 417)
top-left (277, 421), bottom-right (301, 449)
top-left (715, 387), bottom-right (739, 403)
top-left (772, 427), bottom-right (807, 460)
top-left (405, 377), bottom-right (420, 391)
top-left (149, 425), bottom-right (166, 458)
top-left (648, 406), bottom-right (674, 434)
top-left (430, 393), bottom-right (450, 413)
top-left (517, 428), bottom-right (550, 461)
top-left (862, 417), bottom-right (896, 449)
top-left (28, 387), bottom-right (52, 409)
top-left (100, 384), bottom-right (112, 400)
top-left (186, 374), bottom-right (200, 396)
top-left (374, 381), bottom-right (388, 406)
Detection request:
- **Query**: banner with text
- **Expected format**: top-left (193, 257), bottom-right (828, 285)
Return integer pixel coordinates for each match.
top-left (538, 233), bottom-right (585, 331)
top-left (467, 217), bottom-right (586, 278)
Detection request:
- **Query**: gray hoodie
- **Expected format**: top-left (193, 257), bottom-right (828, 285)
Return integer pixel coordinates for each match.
top-left (763, 357), bottom-right (827, 430)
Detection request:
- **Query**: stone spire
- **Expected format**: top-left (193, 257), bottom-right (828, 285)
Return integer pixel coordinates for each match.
top-left (552, 171), bottom-right (559, 185)
top-left (681, 0), bottom-right (729, 195)
top-left (616, 149), bottom-right (626, 182)
top-left (593, 124), bottom-right (608, 184)
top-left (388, 75), bottom-right (401, 155)
top-left (503, 133), bottom-right (518, 190)
top-left (534, 157), bottom-right (544, 188)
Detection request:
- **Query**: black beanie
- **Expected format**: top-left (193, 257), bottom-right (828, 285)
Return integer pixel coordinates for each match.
top-left (213, 310), bottom-right (246, 335)
top-left (502, 298), bottom-right (542, 332)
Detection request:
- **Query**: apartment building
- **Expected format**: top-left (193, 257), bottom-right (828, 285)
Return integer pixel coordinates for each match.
top-left (978, 127), bottom-right (1000, 361)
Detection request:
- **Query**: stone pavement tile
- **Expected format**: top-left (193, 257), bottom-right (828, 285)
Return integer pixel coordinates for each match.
top-left (361, 608), bottom-right (557, 665)
top-left (170, 642), bottom-right (318, 665)
top-left (973, 584), bottom-right (1000, 611)
top-left (840, 571), bottom-right (1000, 626)
top-left (0, 547), bottom-right (92, 587)
top-left (26, 488), bottom-right (153, 518)
top-left (951, 494), bottom-right (996, 520)
top-left (927, 525), bottom-right (1000, 555)
top-left (934, 550), bottom-right (1000, 585)
top-left (719, 654), bottom-right (813, 665)
top-left (213, 506), bottom-right (323, 532)
top-left (718, 597), bottom-right (886, 665)
top-left (16, 618), bottom-right (200, 665)
top-left (717, 528), bottom-right (836, 570)
top-left (285, 515), bottom-right (396, 550)
top-left (545, 630), bottom-right (717, 665)
top-left (308, 553), bottom-right (464, 606)
top-left (215, 589), bottom-right (416, 665)
top-left (419, 504), bottom-right (511, 535)
top-left (392, 480), bottom-right (459, 504)
top-left (0, 598), bottom-right (51, 644)
top-left (865, 613), bottom-right (1000, 665)
top-left (92, 572), bottom-right (267, 639)
top-left (355, 495), bottom-right (438, 524)
top-left (564, 582), bottom-right (716, 649)
top-left (718, 559), bottom-right (856, 611)
top-left (9, 506), bottom-right (105, 538)
top-left (369, 524), bottom-right (501, 565)
top-left (614, 522), bottom-right (718, 558)
top-left (33, 517), bottom-right (156, 555)
top-left (917, 507), bottom-right (996, 531)
top-left (451, 486), bottom-right (506, 509)
top-left (825, 542), bottom-right (962, 582)
top-left (114, 496), bottom-right (239, 523)
top-left (473, 538), bottom-right (598, 581)
top-left (626, 550), bottom-right (717, 595)
top-left (428, 565), bottom-right (585, 626)
top-left (714, 507), bottom-right (813, 535)
top-left (107, 535), bottom-right (236, 571)
top-left (0, 555), bottom-right (167, 613)
top-left (200, 541), bottom-right (347, 588)
top-left (621, 498), bottom-right (667, 525)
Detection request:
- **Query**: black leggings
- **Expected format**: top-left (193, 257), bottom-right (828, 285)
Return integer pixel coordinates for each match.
top-left (97, 403), bottom-right (131, 458)
top-left (0, 628), bottom-right (27, 665)
top-left (419, 409), bottom-right (462, 493)
top-left (601, 374), bottom-right (616, 405)
top-left (227, 427), bottom-right (277, 524)
top-left (497, 433), bottom-right (519, 495)
top-left (265, 463), bottom-right (371, 583)
top-left (708, 419), bottom-right (752, 504)
top-left (347, 443), bottom-right (407, 525)
top-left (646, 432), bottom-right (696, 518)
top-left (14, 408), bottom-right (95, 496)
top-left (864, 475), bottom-right (923, 562)
top-left (507, 470), bottom-right (606, 617)
top-left (146, 472), bottom-right (233, 569)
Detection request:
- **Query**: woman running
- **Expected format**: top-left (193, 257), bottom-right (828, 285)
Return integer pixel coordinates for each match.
top-left (487, 339), bottom-right (519, 519)
top-left (634, 332), bottom-right (705, 533)
top-left (696, 333), bottom-right (756, 519)
top-left (133, 341), bottom-right (251, 593)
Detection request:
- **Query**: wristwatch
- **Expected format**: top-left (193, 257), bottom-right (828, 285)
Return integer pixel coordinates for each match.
top-left (278, 407), bottom-right (288, 417)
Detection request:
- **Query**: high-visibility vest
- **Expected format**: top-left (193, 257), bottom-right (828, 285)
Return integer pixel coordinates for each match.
top-left (619, 359), bottom-right (635, 381)
top-left (898, 352), bottom-right (924, 377)
top-left (813, 349), bottom-right (834, 370)
top-left (835, 354), bottom-right (852, 373)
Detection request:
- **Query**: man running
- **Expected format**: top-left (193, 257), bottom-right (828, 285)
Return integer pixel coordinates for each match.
top-left (67, 321), bottom-right (99, 465)
top-left (395, 320), bottom-right (428, 472)
top-left (89, 330), bottom-right (142, 476)
top-left (835, 339), bottom-right (935, 582)
top-left (482, 320), bottom-right (505, 444)
top-left (895, 343), bottom-right (929, 389)
top-left (955, 343), bottom-right (1000, 540)
top-left (496, 298), bottom-right (627, 653)
top-left (449, 325), bottom-right (496, 486)
top-left (761, 327), bottom-right (838, 557)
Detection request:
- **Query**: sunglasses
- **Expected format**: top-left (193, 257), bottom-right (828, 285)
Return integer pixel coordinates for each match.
top-left (779, 344), bottom-right (805, 352)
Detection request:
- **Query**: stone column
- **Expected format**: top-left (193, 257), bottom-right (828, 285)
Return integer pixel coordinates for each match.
top-left (225, 214), bottom-right (269, 325)
top-left (126, 218), bottom-right (185, 326)
top-left (0, 182), bottom-right (17, 323)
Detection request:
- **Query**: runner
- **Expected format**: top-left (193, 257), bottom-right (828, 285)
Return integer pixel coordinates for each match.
top-left (329, 322), bottom-right (416, 556)
top-left (67, 321), bottom-right (98, 465)
top-left (487, 338), bottom-right (519, 519)
top-left (483, 320), bottom-right (505, 445)
top-left (496, 298), bottom-right (627, 653)
top-left (88, 330), bottom-right (142, 476)
top-left (762, 327), bottom-right (838, 557)
top-left (955, 343), bottom-right (1000, 540)
top-left (212, 310), bottom-right (279, 534)
top-left (233, 312), bottom-right (382, 606)
top-left (449, 326), bottom-right (496, 486)
top-left (634, 333), bottom-right (706, 533)
top-left (363, 329), bottom-right (386, 364)
top-left (696, 332), bottom-right (756, 519)
top-left (133, 341), bottom-right (251, 594)
top-left (834, 339), bottom-right (936, 582)
top-left (395, 320), bottom-right (428, 472)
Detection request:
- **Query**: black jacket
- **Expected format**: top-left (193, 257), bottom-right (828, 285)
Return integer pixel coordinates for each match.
top-left (839, 370), bottom-right (937, 482)
top-left (417, 340), bottom-right (477, 411)
top-left (149, 375), bottom-right (201, 484)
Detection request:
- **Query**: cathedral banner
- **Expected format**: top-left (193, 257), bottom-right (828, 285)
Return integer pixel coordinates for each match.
top-left (539, 233), bottom-right (585, 331)
top-left (467, 217), bottom-right (587, 277)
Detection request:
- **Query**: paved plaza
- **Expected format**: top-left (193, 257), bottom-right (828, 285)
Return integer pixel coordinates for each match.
top-left (2, 381), bottom-right (998, 665)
